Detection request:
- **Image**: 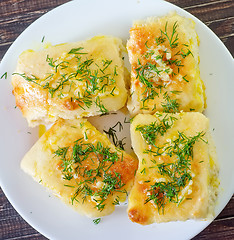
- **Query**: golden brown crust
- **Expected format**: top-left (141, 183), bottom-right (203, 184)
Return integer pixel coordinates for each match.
top-left (128, 112), bottom-right (218, 224)
top-left (127, 13), bottom-right (205, 115)
top-left (12, 36), bottom-right (127, 127)
top-left (12, 76), bottom-right (48, 125)
top-left (21, 118), bottom-right (138, 218)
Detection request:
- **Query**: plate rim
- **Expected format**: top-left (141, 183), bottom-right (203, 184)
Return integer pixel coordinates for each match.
top-left (0, 0), bottom-right (233, 239)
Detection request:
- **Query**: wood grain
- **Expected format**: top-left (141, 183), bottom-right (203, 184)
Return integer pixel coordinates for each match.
top-left (0, 0), bottom-right (233, 239)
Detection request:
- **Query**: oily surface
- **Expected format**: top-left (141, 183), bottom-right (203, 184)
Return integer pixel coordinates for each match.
top-left (128, 112), bottom-right (216, 224)
top-left (21, 118), bottom-right (138, 218)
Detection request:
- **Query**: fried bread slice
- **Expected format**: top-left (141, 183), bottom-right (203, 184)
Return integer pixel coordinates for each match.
top-left (12, 36), bottom-right (127, 127)
top-left (128, 112), bottom-right (219, 224)
top-left (21, 118), bottom-right (138, 218)
top-left (127, 12), bottom-right (205, 115)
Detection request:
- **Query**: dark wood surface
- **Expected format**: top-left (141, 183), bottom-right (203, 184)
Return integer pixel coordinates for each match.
top-left (0, 0), bottom-right (233, 239)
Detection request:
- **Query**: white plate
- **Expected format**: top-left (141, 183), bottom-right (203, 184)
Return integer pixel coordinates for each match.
top-left (0, 0), bottom-right (233, 239)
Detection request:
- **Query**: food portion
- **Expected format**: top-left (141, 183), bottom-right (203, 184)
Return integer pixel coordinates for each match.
top-left (128, 112), bottom-right (219, 225)
top-left (127, 12), bottom-right (205, 115)
top-left (14, 11), bottom-right (219, 224)
top-left (21, 118), bottom-right (138, 218)
top-left (12, 36), bottom-right (127, 127)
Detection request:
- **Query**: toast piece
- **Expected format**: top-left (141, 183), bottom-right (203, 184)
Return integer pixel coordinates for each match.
top-left (12, 36), bottom-right (127, 127)
top-left (127, 12), bottom-right (205, 115)
top-left (128, 112), bottom-right (219, 224)
top-left (21, 118), bottom-right (138, 218)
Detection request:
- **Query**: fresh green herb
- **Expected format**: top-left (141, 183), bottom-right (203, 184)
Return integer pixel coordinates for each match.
top-left (101, 59), bottom-right (112, 73)
top-left (170, 90), bottom-right (182, 95)
top-left (140, 168), bottom-right (146, 174)
top-left (182, 75), bottom-right (189, 82)
top-left (136, 114), bottom-right (177, 146)
top-left (165, 58), bottom-right (183, 67)
top-left (113, 196), bottom-right (120, 205)
top-left (135, 60), bottom-right (164, 108)
top-left (176, 48), bottom-right (193, 58)
top-left (103, 121), bottom-right (126, 150)
top-left (15, 47), bottom-right (118, 112)
top-left (161, 92), bottom-right (180, 113)
top-left (145, 131), bottom-right (207, 213)
top-left (54, 61), bottom-right (69, 73)
top-left (124, 117), bottom-right (130, 124)
top-left (84, 131), bottom-right (88, 140)
top-left (54, 139), bottom-right (126, 211)
top-left (12, 73), bottom-right (40, 85)
top-left (1, 72), bottom-right (7, 79)
top-left (135, 21), bottom-right (194, 112)
top-left (144, 41), bottom-right (155, 58)
top-left (93, 218), bottom-right (101, 224)
top-left (113, 65), bottom-right (118, 76)
top-left (160, 21), bottom-right (179, 49)
top-left (41, 36), bottom-right (45, 43)
top-left (112, 121), bottom-right (123, 132)
top-left (95, 96), bottom-right (108, 114)
top-left (155, 35), bottom-right (166, 46)
top-left (46, 55), bottom-right (56, 68)
top-left (68, 47), bottom-right (87, 55)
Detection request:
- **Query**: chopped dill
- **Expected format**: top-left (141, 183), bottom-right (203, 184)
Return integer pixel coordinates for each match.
top-left (54, 138), bottom-right (127, 211)
top-left (136, 114), bottom-right (177, 146)
top-left (14, 47), bottom-right (118, 113)
top-left (161, 92), bottom-right (180, 113)
top-left (93, 218), bottom-right (101, 224)
top-left (144, 131), bottom-right (207, 214)
top-left (134, 20), bottom-right (194, 112)
top-left (1, 72), bottom-right (7, 79)
top-left (103, 121), bottom-right (126, 150)
top-left (41, 36), bottom-right (45, 42)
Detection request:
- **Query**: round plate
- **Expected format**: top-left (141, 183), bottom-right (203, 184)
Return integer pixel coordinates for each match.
top-left (0, 0), bottom-right (233, 239)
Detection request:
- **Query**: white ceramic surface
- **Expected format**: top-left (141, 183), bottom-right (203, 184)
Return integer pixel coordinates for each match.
top-left (0, 0), bottom-right (233, 239)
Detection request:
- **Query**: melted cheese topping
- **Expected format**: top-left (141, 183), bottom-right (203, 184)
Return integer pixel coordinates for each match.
top-left (127, 12), bottom-right (205, 115)
top-left (21, 119), bottom-right (138, 218)
top-left (12, 36), bottom-right (127, 127)
top-left (128, 112), bottom-right (219, 225)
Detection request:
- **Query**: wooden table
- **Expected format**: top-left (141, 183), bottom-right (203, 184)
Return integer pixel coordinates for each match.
top-left (0, 0), bottom-right (233, 239)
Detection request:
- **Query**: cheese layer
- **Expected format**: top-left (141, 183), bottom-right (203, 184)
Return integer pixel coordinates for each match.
top-left (12, 36), bottom-right (127, 127)
top-left (127, 12), bottom-right (205, 115)
top-left (21, 118), bottom-right (138, 218)
top-left (128, 112), bottom-right (219, 224)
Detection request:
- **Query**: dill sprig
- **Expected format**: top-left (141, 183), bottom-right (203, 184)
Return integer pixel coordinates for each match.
top-left (144, 130), bottom-right (207, 214)
top-left (14, 47), bottom-right (119, 113)
top-left (103, 121), bottom-right (126, 150)
top-left (134, 20), bottom-right (194, 112)
top-left (160, 21), bottom-right (179, 49)
top-left (161, 92), bottom-right (180, 113)
top-left (1, 72), bottom-right (7, 79)
top-left (135, 60), bottom-right (164, 110)
top-left (135, 114), bottom-right (177, 146)
top-left (93, 218), bottom-right (101, 224)
top-left (54, 138), bottom-right (127, 211)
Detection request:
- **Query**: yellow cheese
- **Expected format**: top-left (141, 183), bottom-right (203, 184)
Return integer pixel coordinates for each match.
top-left (12, 36), bottom-right (127, 127)
top-left (21, 118), bottom-right (138, 218)
top-left (128, 112), bottom-right (219, 224)
top-left (127, 12), bottom-right (205, 115)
